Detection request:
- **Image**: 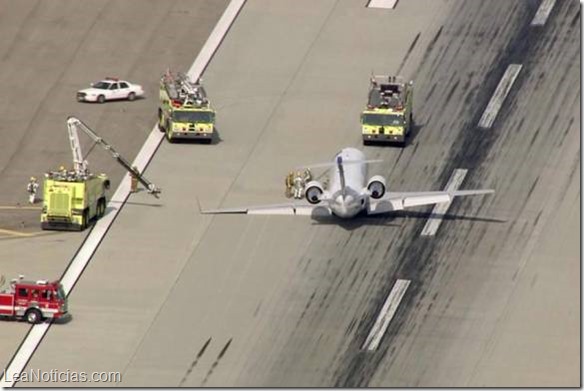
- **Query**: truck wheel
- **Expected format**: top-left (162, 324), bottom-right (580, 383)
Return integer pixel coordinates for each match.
top-left (158, 110), bottom-right (165, 132)
top-left (25, 308), bottom-right (42, 324)
top-left (81, 210), bottom-right (89, 230)
top-left (127, 92), bottom-right (136, 101)
top-left (97, 199), bottom-right (106, 218)
top-left (97, 95), bottom-right (105, 104)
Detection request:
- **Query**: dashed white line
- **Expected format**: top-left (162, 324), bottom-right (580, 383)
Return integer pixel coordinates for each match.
top-left (421, 169), bottom-right (468, 236)
top-left (362, 279), bottom-right (411, 351)
top-left (0, 0), bottom-right (246, 388)
top-left (531, 0), bottom-right (556, 26)
top-left (478, 64), bottom-right (522, 129)
top-left (367, 0), bottom-right (398, 9)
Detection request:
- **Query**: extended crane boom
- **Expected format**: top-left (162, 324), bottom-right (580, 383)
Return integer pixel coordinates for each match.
top-left (66, 116), bottom-right (161, 197)
top-left (67, 119), bottom-right (88, 174)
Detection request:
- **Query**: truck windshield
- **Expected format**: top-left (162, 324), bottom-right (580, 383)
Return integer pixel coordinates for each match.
top-left (56, 286), bottom-right (66, 301)
top-left (172, 111), bottom-right (214, 123)
top-left (362, 113), bottom-right (404, 126)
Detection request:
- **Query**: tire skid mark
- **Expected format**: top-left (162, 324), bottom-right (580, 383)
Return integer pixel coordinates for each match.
top-left (201, 338), bottom-right (233, 386)
top-left (334, 0), bottom-right (551, 386)
top-left (178, 337), bottom-right (212, 387)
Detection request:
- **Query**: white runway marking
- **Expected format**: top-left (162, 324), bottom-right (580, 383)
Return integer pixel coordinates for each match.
top-left (367, 0), bottom-right (398, 9)
top-left (362, 279), bottom-right (411, 351)
top-left (0, 0), bottom-right (246, 388)
top-left (531, 0), bottom-right (556, 26)
top-left (478, 64), bottom-right (522, 129)
top-left (421, 169), bottom-right (468, 236)
top-left (189, 0), bottom-right (246, 78)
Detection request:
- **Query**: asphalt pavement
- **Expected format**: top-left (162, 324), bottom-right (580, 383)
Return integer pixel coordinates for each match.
top-left (0, 0), bottom-right (227, 379)
top-left (1, 0), bottom-right (579, 387)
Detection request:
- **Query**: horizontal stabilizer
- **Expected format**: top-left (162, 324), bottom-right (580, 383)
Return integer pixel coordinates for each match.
top-left (368, 189), bottom-right (494, 215)
top-left (403, 194), bottom-right (450, 208)
top-left (298, 159), bottom-right (382, 170)
top-left (200, 201), bottom-right (331, 217)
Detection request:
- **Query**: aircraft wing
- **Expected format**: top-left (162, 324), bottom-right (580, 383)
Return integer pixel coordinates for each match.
top-left (367, 189), bottom-right (494, 215)
top-left (201, 202), bottom-right (332, 217)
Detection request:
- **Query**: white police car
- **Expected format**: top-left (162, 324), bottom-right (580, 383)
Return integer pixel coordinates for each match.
top-left (77, 78), bottom-right (144, 103)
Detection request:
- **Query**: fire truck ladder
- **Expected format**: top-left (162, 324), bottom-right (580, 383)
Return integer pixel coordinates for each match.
top-left (177, 72), bottom-right (207, 105)
top-left (66, 116), bottom-right (161, 197)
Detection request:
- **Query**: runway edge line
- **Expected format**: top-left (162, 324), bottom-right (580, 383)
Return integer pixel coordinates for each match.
top-left (0, 0), bottom-right (246, 388)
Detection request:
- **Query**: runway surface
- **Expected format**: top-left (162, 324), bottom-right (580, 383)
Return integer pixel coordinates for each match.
top-left (0, 0), bottom-right (227, 379)
top-left (2, 0), bottom-right (580, 387)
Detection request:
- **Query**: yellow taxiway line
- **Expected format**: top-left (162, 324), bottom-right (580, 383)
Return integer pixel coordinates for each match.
top-left (0, 205), bottom-right (41, 210)
top-left (0, 228), bottom-right (36, 238)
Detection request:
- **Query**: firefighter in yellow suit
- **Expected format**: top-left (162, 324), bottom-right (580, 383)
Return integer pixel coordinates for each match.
top-left (285, 171), bottom-right (294, 198)
top-left (130, 166), bottom-right (139, 193)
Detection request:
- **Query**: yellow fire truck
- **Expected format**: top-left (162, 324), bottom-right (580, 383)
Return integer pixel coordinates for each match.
top-left (158, 70), bottom-right (216, 143)
top-left (41, 170), bottom-right (109, 231)
top-left (41, 117), bottom-right (160, 231)
top-left (361, 75), bottom-right (414, 146)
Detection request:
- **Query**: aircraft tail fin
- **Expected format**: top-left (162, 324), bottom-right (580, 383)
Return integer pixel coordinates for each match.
top-left (337, 156), bottom-right (346, 198)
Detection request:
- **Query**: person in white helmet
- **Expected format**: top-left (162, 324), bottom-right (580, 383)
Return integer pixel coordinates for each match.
top-left (27, 177), bottom-right (39, 204)
top-left (293, 170), bottom-right (305, 199)
top-left (302, 168), bottom-right (312, 184)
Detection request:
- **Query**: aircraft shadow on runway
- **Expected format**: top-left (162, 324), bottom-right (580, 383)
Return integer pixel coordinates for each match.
top-left (311, 210), bottom-right (506, 231)
top-left (393, 210), bottom-right (506, 223)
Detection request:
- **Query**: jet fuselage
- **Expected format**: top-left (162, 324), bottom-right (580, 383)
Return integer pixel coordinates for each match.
top-left (328, 148), bottom-right (370, 219)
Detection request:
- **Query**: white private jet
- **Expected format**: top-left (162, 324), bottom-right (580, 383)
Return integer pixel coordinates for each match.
top-left (201, 148), bottom-right (494, 219)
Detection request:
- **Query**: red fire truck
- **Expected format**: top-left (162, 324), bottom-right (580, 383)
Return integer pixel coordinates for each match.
top-left (0, 276), bottom-right (68, 324)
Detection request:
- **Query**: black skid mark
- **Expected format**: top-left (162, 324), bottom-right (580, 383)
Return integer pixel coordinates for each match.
top-left (201, 338), bottom-right (233, 386)
top-left (178, 337), bottom-right (212, 387)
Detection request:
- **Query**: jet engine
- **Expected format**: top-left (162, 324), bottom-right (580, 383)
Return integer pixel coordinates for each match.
top-left (367, 175), bottom-right (386, 199)
top-left (305, 181), bottom-right (324, 204)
